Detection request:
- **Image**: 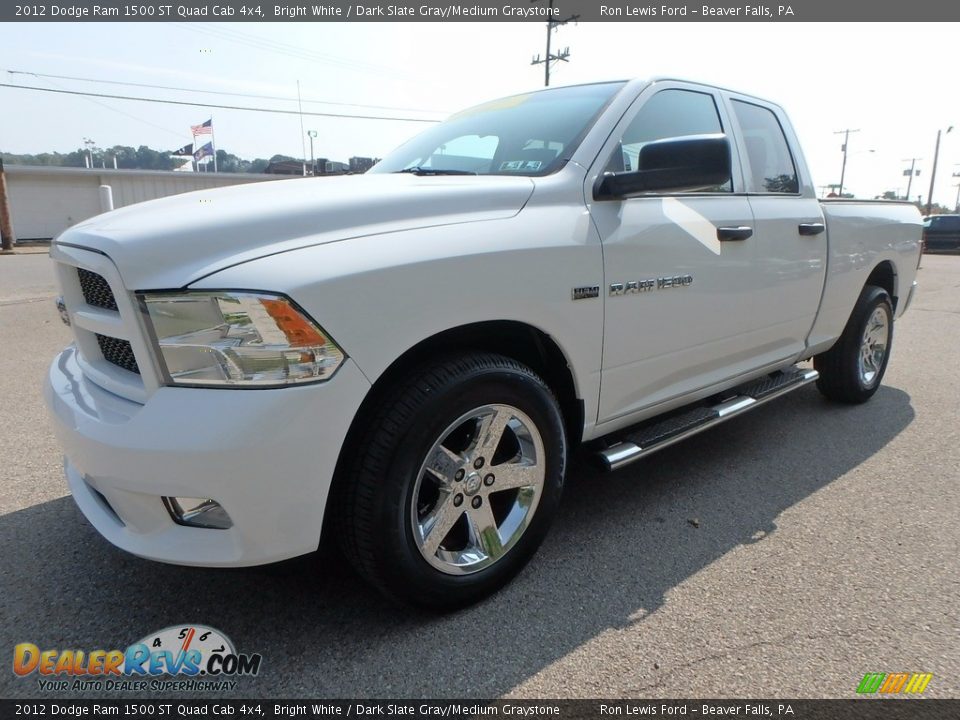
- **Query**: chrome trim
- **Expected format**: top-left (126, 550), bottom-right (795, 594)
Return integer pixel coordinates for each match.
top-left (599, 442), bottom-right (643, 470)
top-left (715, 396), bottom-right (755, 417)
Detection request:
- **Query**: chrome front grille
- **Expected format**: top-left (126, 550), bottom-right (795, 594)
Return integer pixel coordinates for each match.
top-left (95, 334), bottom-right (140, 375)
top-left (77, 268), bottom-right (118, 311)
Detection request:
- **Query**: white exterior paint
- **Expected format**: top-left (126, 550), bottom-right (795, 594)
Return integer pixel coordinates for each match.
top-left (4, 165), bottom-right (282, 241)
top-left (43, 79), bottom-right (922, 569)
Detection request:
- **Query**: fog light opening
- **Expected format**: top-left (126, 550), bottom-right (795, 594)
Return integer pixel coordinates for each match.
top-left (163, 497), bottom-right (233, 530)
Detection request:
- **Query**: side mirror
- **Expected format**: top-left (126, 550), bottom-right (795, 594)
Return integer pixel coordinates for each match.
top-left (595, 134), bottom-right (732, 199)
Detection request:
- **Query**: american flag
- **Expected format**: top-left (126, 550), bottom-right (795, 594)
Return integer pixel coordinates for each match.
top-left (191, 119), bottom-right (213, 136)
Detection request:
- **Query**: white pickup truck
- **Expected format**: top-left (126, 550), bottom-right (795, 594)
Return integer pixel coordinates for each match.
top-left (45, 79), bottom-right (922, 609)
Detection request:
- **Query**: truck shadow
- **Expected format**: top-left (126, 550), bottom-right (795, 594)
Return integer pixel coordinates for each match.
top-left (0, 386), bottom-right (913, 698)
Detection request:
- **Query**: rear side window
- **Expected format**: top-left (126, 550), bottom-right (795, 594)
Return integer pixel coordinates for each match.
top-left (731, 100), bottom-right (799, 194)
top-left (606, 89), bottom-right (730, 192)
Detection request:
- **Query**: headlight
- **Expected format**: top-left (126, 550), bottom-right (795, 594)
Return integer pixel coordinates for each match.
top-left (139, 291), bottom-right (344, 387)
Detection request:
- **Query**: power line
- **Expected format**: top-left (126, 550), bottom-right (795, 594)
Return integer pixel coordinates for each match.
top-left (5, 69), bottom-right (447, 115)
top-left (171, 23), bottom-right (400, 77)
top-left (27, 73), bottom-right (189, 142)
top-left (174, 22), bottom-right (382, 70)
top-left (0, 82), bottom-right (442, 123)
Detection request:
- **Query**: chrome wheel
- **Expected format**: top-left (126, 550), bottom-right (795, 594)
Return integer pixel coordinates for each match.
top-left (410, 404), bottom-right (546, 575)
top-left (859, 306), bottom-right (890, 386)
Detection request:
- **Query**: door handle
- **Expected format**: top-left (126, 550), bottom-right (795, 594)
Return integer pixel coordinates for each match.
top-left (717, 226), bottom-right (753, 241)
top-left (799, 222), bottom-right (826, 236)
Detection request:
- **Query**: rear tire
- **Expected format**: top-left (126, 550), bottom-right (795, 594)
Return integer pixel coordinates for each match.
top-left (814, 285), bottom-right (893, 404)
top-left (336, 353), bottom-right (566, 610)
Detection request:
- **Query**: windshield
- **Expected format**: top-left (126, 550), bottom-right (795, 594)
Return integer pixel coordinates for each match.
top-left (370, 82), bottom-right (626, 177)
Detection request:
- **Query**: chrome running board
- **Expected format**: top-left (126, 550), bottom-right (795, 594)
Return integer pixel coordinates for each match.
top-left (596, 367), bottom-right (819, 471)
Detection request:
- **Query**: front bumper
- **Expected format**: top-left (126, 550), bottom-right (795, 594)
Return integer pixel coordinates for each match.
top-left (44, 345), bottom-right (370, 566)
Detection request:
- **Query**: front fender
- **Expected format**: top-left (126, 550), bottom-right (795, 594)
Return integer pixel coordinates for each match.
top-left (189, 208), bottom-right (605, 437)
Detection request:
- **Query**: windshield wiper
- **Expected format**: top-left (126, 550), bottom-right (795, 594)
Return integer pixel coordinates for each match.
top-left (394, 167), bottom-right (478, 176)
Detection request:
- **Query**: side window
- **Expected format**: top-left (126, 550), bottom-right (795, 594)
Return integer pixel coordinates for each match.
top-left (605, 88), bottom-right (730, 192)
top-left (731, 100), bottom-right (799, 194)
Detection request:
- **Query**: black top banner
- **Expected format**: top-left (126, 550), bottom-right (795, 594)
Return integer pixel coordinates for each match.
top-left (3, 0), bottom-right (960, 22)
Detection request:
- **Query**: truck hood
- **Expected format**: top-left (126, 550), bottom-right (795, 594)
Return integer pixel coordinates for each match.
top-left (55, 173), bottom-right (535, 289)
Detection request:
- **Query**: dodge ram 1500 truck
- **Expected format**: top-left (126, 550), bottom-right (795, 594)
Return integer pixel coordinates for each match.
top-left (45, 79), bottom-right (922, 609)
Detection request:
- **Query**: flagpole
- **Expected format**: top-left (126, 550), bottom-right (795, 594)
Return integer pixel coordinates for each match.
top-left (297, 81), bottom-right (307, 176)
top-left (191, 127), bottom-right (198, 172)
top-left (210, 117), bottom-right (218, 173)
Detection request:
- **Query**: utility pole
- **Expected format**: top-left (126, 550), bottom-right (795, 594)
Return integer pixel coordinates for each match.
top-left (953, 166), bottom-right (960, 212)
top-left (902, 157), bottom-right (921, 201)
top-left (0, 158), bottom-right (15, 251)
top-left (926, 126), bottom-right (953, 216)
top-left (833, 128), bottom-right (859, 198)
top-left (530, 0), bottom-right (579, 87)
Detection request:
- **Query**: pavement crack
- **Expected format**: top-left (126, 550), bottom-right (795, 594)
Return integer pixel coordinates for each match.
top-left (0, 296), bottom-right (55, 307)
top-left (912, 307), bottom-right (960, 315)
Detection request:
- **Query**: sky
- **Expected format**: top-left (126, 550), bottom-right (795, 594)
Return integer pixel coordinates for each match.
top-left (1, 21), bottom-right (958, 205)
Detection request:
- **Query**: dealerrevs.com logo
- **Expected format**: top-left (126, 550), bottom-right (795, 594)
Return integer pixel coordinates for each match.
top-left (13, 625), bottom-right (262, 692)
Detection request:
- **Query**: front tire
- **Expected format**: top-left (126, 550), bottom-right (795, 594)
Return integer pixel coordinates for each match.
top-left (814, 285), bottom-right (894, 404)
top-left (336, 353), bottom-right (566, 610)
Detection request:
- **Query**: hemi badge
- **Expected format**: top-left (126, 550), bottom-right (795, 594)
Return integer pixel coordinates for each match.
top-left (572, 286), bottom-right (600, 301)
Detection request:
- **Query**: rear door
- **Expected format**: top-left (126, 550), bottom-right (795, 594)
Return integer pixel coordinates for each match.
top-left (721, 94), bottom-right (828, 360)
top-left (586, 82), bottom-right (763, 424)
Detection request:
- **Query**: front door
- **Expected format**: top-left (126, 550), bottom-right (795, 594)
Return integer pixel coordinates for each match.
top-left (587, 84), bottom-right (767, 424)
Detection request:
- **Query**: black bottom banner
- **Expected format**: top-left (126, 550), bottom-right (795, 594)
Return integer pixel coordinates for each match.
top-left (2, 700), bottom-right (957, 720)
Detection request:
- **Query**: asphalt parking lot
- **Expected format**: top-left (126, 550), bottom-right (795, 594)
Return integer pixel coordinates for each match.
top-left (1, 249), bottom-right (958, 700)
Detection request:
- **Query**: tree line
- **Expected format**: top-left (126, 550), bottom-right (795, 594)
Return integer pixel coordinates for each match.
top-left (0, 145), bottom-right (298, 174)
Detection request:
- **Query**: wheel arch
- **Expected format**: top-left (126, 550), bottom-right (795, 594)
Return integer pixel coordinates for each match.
top-left (322, 320), bottom-right (583, 544)
top-left (865, 260), bottom-right (898, 310)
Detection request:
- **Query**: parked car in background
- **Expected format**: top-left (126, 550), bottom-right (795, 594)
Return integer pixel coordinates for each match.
top-left (922, 214), bottom-right (960, 252)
